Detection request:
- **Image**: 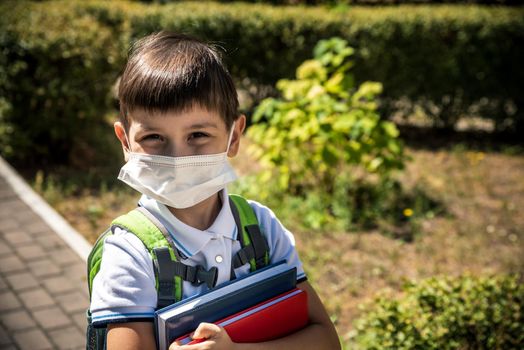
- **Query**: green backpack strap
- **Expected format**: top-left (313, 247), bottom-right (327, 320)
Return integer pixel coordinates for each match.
top-left (113, 207), bottom-right (218, 306)
top-left (229, 194), bottom-right (270, 272)
top-left (87, 228), bottom-right (112, 299)
top-left (86, 208), bottom-right (182, 350)
top-left (87, 207), bottom-right (184, 307)
top-left (128, 207), bottom-right (186, 306)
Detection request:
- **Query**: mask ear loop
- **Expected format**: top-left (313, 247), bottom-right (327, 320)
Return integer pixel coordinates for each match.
top-left (122, 129), bottom-right (132, 161)
top-left (225, 121), bottom-right (236, 154)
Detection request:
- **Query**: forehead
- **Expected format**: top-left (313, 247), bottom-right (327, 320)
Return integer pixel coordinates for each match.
top-left (127, 105), bottom-right (227, 132)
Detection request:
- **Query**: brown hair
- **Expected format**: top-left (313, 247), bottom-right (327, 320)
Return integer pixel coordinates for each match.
top-left (118, 31), bottom-right (239, 130)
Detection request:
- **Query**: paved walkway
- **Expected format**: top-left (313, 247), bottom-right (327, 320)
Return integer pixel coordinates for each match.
top-left (0, 158), bottom-right (91, 350)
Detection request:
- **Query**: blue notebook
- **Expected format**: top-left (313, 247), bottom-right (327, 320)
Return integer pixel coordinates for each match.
top-left (154, 261), bottom-right (297, 350)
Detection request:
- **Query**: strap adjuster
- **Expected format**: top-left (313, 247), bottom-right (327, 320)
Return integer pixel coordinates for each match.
top-left (184, 265), bottom-right (196, 283)
top-left (181, 265), bottom-right (218, 289)
top-left (232, 246), bottom-right (255, 269)
top-left (154, 247), bottom-right (218, 289)
top-left (194, 266), bottom-right (218, 289)
top-left (236, 248), bottom-right (250, 266)
top-left (255, 256), bottom-right (267, 269)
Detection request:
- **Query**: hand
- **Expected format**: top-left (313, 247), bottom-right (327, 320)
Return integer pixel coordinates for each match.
top-left (169, 323), bottom-right (237, 350)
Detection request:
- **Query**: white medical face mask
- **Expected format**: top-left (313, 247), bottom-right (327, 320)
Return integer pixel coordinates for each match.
top-left (118, 123), bottom-right (238, 209)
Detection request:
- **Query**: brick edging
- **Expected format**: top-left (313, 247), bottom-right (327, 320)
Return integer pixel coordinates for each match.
top-left (0, 157), bottom-right (92, 261)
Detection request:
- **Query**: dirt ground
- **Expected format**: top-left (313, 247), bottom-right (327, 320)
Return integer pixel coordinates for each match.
top-left (298, 146), bottom-right (524, 340)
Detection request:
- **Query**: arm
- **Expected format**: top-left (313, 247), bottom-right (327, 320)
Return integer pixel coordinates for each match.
top-left (91, 229), bottom-right (160, 350)
top-left (170, 280), bottom-right (340, 350)
top-left (107, 322), bottom-right (157, 350)
top-left (239, 280), bottom-right (340, 350)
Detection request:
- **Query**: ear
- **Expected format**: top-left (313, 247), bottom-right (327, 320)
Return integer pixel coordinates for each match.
top-left (114, 121), bottom-right (130, 161)
top-left (227, 115), bottom-right (246, 157)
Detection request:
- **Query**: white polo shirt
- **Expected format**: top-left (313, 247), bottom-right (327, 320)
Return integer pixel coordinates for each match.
top-left (90, 189), bottom-right (307, 326)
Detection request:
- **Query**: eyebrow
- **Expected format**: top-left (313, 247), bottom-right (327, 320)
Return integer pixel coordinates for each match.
top-left (188, 122), bottom-right (219, 130)
top-left (133, 124), bottom-right (162, 133)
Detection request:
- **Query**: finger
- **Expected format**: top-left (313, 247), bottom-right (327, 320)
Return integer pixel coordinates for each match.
top-left (183, 340), bottom-right (215, 350)
top-left (187, 338), bottom-right (206, 345)
top-left (192, 322), bottom-right (221, 340)
top-left (168, 338), bottom-right (198, 349)
top-left (168, 341), bottom-right (182, 350)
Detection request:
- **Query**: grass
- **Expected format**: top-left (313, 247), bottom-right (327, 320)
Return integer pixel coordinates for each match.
top-left (28, 130), bottom-right (524, 346)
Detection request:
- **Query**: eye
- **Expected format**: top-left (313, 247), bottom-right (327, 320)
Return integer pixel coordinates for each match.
top-left (188, 132), bottom-right (209, 140)
top-left (141, 134), bottom-right (164, 142)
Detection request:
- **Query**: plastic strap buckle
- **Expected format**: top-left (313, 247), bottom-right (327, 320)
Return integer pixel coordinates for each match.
top-left (194, 266), bottom-right (218, 289)
top-left (232, 246), bottom-right (256, 269)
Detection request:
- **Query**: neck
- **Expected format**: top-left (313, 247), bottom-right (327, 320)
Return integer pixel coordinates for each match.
top-left (168, 193), bottom-right (222, 230)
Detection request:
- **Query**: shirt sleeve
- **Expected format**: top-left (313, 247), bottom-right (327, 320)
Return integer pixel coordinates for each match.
top-left (248, 200), bottom-right (307, 283)
top-left (89, 227), bottom-right (157, 326)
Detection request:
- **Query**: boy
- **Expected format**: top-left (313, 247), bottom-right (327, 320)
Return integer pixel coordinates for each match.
top-left (89, 31), bottom-right (340, 350)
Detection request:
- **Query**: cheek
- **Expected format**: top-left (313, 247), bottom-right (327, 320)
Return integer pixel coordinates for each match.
top-left (189, 138), bottom-right (227, 156)
top-left (207, 138), bottom-right (229, 154)
top-left (128, 141), bottom-right (153, 154)
top-left (130, 144), bottom-right (145, 153)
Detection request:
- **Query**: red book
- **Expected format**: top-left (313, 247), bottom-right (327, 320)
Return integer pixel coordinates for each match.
top-left (176, 288), bottom-right (309, 345)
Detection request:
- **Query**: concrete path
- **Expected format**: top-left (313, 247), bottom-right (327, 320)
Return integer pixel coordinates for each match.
top-left (0, 157), bottom-right (92, 350)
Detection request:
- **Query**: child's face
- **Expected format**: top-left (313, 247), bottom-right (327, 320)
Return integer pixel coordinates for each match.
top-left (114, 105), bottom-right (245, 159)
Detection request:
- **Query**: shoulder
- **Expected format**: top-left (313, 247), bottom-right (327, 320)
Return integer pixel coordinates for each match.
top-left (246, 199), bottom-right (284, 227)
top-left (245, 198), bottom-right (293, 240)
top-left (246, 199), bottom-right (294, 241)
top-left (103, 226), bottom-right (153, 263)
top-left (96, 226), bottom-right (156, 286)
top-left (89, 227), bottom-right (157, 325)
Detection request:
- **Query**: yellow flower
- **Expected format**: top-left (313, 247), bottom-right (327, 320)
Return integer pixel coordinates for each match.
top-left (403, 208), bottom-right (414, 217)
top-left (477, 152), bottom-right (485, 161)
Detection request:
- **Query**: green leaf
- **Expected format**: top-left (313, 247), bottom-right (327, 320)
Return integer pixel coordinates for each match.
top-left (296, 59), bottom-right (327, 81)
top-left (321, 145), bottom-right (339, 166)
top-left (383, 122), bottom-right (400, 138)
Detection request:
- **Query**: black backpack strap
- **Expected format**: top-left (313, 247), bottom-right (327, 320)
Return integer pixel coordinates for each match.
top-left (135, 207), bottom-right (220, 307)
top-left (86, 310), bottom-right (106, 350)
top-left (232, 225), bottom-right (269, 270)
top-left (139, 206), bottom-right (219, 308)
top-left (229, 195), bottom-right (270, 273)
top-left (153, 247), bottom-right (218, 299)
top-left (153, 247), bottom-right (181, 309)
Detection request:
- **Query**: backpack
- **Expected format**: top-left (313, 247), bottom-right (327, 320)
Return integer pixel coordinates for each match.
top-left (86, 194), bottom-right (270, 350)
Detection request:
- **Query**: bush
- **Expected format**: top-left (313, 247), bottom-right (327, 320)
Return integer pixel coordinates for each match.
top-left (350, 274), bottom-right (524, 350)
top-left (233, 37), bottom-right (408, 231)
top-left (140, 1), bottom-right (522, 6)
top-left (1, 1), bottom-right (523, 169)
top-left (73, 1), bottom-right (523, 130)
top-left (0, 1), bottom-right (128, 168)
top-left (247, 37), bottom-right (404, 195)
top-left (128, 2), bottom-right (524, 130)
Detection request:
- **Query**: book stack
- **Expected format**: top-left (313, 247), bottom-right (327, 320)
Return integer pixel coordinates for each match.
top-left (154, 261), bottom-right (308, 349)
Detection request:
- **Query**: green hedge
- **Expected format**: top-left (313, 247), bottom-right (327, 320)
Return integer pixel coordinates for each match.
top-left (126, 2), bottom-right (524, 130)
top-left (351, 274), bottom-right (524, 349)
top-left (1, 1), bottom-right (523, 167)
top-left (0, 1), bottom-right (129, 167)
top-left (140, 1), bottom-right (522, 6)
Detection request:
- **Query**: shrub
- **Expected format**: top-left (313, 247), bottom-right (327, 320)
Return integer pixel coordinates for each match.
top-left (236, 38), bottom-right (407, 231)
top-left (247, 37), bottom-right (404, 196)
top-left (350, 274), bottom-right (524, 350)
top-left (129, 2), bottom-right (524, 131)
top-left (0, 1), bottom-right (128, 168)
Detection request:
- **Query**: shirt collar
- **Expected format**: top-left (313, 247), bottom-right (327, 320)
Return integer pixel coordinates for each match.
top-left (138, 189), bottom-right (237, 257)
